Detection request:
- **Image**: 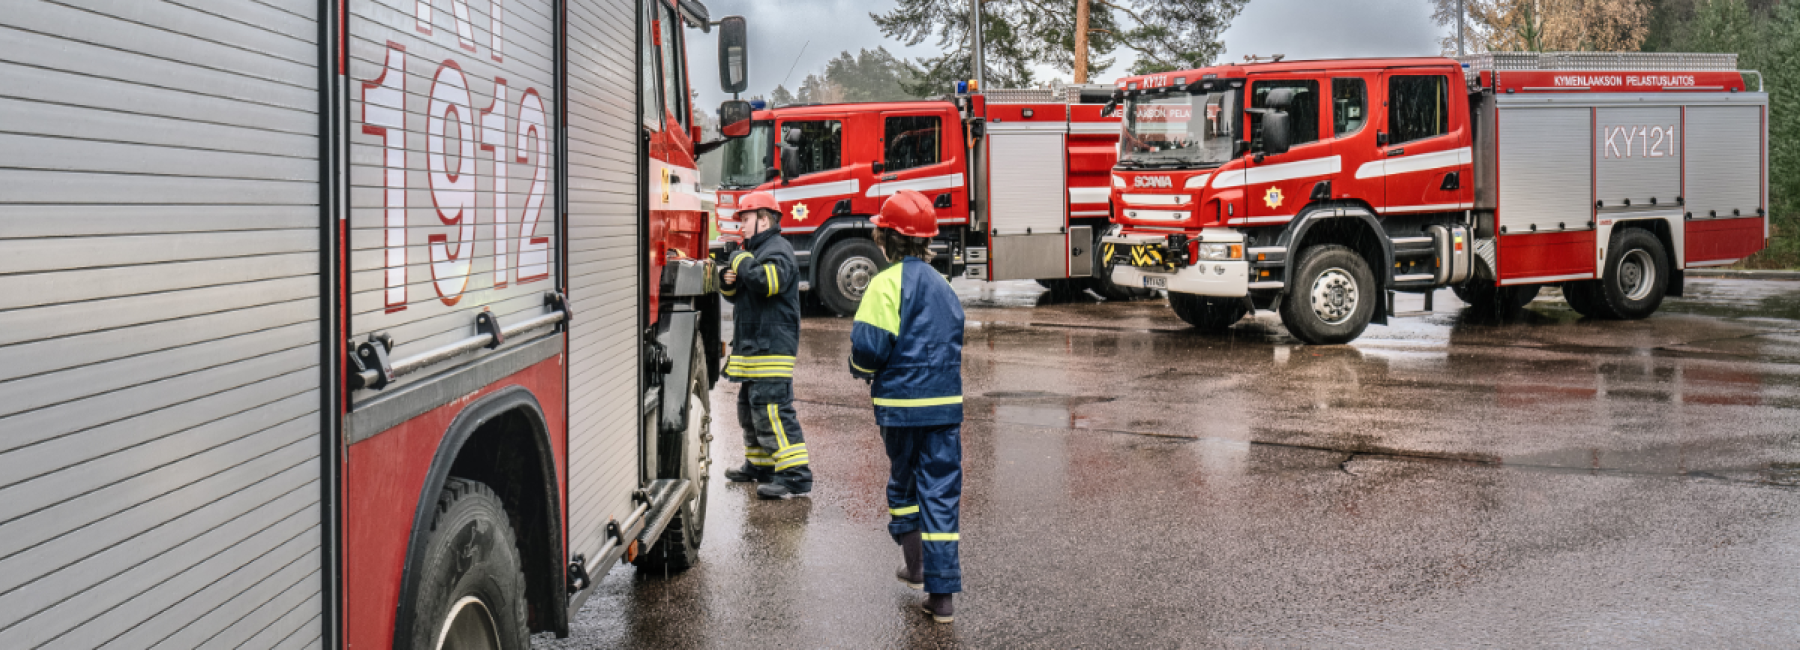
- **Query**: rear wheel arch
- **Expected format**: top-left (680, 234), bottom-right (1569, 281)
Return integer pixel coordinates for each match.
top-left (393, 387), bottom-right (566, 648)
top-left (804, 216), bottom-right (876, 289)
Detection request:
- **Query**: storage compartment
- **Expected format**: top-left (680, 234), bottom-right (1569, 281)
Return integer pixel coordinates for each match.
top-left (1498, 230), bottom-right (1597, 284)
top-left (1686, 216), bottom-right (1764, 265)
top-left (1497, 107), bottom-right (1592, 234)
top-left (1686, 105), bottom-right (1763, 220)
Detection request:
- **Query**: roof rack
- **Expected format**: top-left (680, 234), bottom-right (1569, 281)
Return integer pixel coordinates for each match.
top-left (1456, 52), bottom-right (1738, 73)
top-left (983, 84), bottom-right (1116, 105)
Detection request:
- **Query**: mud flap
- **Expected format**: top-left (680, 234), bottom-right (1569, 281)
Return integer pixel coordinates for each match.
top-left (656, 307), bottom-right (699, 435)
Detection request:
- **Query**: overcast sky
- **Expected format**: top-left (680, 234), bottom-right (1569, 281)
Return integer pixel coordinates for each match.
top-left (689, 0), bottom-right (1446, 109)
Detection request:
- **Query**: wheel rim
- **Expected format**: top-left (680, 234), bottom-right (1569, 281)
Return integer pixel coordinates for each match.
top-left (837, 256), bottom-right (877, 301)
top-left (1309, 268), bottom-right (1359, 325)
top-left (434, 596), bottom-right (500, 650)
top-left (1618, 249), bottom-right (1656, 301)
top-left (685, 391), bottom-right (710, 543)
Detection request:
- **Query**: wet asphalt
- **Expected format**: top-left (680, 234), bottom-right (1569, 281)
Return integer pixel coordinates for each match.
top-left (540, 279), bottom-right (1800, 648)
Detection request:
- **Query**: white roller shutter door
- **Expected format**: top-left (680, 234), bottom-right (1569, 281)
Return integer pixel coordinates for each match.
top-left (1686, 105), bottom-right (1763, 220)
top-left (0, 1), bottom-right (323, 647)
top-left (565, 0), bottom-right (644, 564)
top-left (1498, 107), bottom-right (1592, 233)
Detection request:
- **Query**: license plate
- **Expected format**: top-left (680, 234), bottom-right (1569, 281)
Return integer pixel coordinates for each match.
top-left (1141, 275), bottom-right (1168, 290)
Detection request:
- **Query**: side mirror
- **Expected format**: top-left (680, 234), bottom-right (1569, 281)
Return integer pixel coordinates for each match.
top-left (716, 16), bottom-right (748, 94)
top-left (1264, 87), bottom-right (1297, 111)
top-left (1101, 98), bottom-right (1119, 118)
top-left (1233, 140), bottom-right (1251, 158)
top-left (1262, 111), bottom-right (1292, 156)
top-left (719, 100), bottom-right (752, 139)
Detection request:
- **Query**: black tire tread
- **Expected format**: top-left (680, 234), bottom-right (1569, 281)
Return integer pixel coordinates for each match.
top-left (1169, 292), bottom-right (1247, 333)
top-left (1589, 229), bottom-right (1669, 320)
top-left (412, 478), bottom-right (530, 650)
top-left (817, 237), bottom-right (886, 317)
top-left (634, 335), bottom-right (710, 572)
top-left (1278, 245), bottom-right (1376, 344)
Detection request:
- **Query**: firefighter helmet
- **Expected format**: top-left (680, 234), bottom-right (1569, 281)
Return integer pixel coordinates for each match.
top-left (873, 190), bottom-right (939, 238)
top-left (738, 191), bottom-right (779, 217)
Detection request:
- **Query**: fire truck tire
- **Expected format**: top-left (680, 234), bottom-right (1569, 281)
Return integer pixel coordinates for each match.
top-left (1562, 280), bottom-right (1603, 317)
top-left (1279, 245), bottom-right (1376, 344)
top-left (635, 335), bottom-right (711, 571)
top-left (1169, 292), bottom-right (1247, 333)
top-left (1590, 229), bottom-right (1669, 320)
top-left (408, 478), bottom-right (530, 650)
top-left (1092, 267), bottom-right (1149, 301)
top-left (817, 238), bottom-right (888, 316)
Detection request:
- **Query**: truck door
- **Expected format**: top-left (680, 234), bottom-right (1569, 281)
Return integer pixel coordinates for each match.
top-left (1328, 74), bottom-right (1383, 210)
top-left (773, 117), bottom-right (853, 234)
top-left (1241, 74), bottom-right (1333, 226)
top-left (1376, 69), bottom-right (1473, 214)
top-left (872, 109), bottom-right (968, 222)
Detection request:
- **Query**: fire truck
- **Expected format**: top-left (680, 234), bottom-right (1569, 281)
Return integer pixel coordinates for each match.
top-left (1102, 53), bottom-right (1769, 343)
top-left (0, 1), bottom-right (753, 648)
top-left (712, 85), bottom-right (1143, 316)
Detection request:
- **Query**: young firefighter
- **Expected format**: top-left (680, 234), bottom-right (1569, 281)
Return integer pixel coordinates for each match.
top-left (850, 190), bottom-right (965, 623)
top-left (719, 191), bottom-right (813, 499)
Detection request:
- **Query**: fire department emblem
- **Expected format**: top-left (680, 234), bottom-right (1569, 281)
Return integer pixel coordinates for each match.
top-left (1263, 186), bottom-right (1284, 210)
top-left (791, 203), bottom-right (809, 222)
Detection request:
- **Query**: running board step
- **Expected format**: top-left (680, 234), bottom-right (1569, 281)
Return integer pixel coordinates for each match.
top-left (635, 478), bottom-right (694, 548)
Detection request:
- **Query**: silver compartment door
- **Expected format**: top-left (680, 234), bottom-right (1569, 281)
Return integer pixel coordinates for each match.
top-left (0, 2), bottom-right (323, 646)
top-left (986, 130), bottom-right (1069, 280)
top-left (1685, 105), bottom-right (1763, 220)
top-left (1498, 107), bottom-right (1593, 233)
top-left (565, 0), bottom-right (647, 567)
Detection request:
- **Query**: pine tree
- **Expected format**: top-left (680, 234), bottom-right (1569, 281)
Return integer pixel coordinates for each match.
top-left (1757, 0), bottom-right (1800, 265)
top-left (872, 0), bottom-right (1247, 94)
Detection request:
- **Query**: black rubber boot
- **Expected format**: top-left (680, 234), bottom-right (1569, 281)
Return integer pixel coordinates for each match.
top-left (922, 593), bottom-right (953, 623)
top-left (895, 531), bottom-right (923, 590)
top-left (723, 461), bottom-right (770, 484)
top-left (756, 480), bottom-right (811, 500)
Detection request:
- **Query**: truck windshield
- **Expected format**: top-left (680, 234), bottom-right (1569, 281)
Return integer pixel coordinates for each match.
top-left (719, 121), bottom-right (773, 189)
top-left (1120, 90), bottom-right (1239, 169)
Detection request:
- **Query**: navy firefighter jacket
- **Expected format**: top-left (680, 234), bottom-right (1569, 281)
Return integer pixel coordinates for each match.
top-left (721, 226), bottom-right (800, 382)
top-left (849, 256), bottom-right (965, 426)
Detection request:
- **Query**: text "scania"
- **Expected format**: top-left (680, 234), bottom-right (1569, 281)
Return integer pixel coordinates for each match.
top-left (1133, 176), bottom-right (1173, 188)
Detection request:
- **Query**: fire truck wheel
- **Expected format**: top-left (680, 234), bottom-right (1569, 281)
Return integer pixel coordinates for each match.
top-left (1562, 280), bottom-right (1603, 317)
top-left (408, 478), bottom-right (529, 650)
top-left (635, 335), bottom-right (711, 571)
top-left (1591, 229), bottom-right (1669, 320)
top-left (1092, 266), bottom-right (1149, 301)
top-left (818, 238), bottom-right (888, 316)
top-left (1169, 292), bottom-right (1247, 333)
top-left (1279, 245), bottom-right (1376, 344)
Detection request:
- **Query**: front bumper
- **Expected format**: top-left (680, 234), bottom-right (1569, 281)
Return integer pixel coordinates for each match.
top-left (1112, 261), bottom-right (1248, 297)
top-left (1103, 231), bottom-right (1248, 298)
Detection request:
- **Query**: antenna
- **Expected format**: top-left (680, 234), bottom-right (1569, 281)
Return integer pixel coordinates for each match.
top-left (779, 40), bottom-right (810, 90)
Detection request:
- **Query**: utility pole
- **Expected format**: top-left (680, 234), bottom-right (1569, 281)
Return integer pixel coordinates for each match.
top-left (1457, 0), bottom-right (1465, 56)
top-left (1073, 0), bottom-right (1092, 84)
top-left (970, 0), bottom-right (985, 89)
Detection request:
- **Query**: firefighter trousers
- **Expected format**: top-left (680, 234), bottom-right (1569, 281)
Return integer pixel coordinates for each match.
top-left (883, 423), bottom-right (962, 594)
top-left (736, 380), bottom-right (812, 491)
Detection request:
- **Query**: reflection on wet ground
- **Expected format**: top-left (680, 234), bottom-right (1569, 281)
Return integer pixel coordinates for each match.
top-left (543, 278), bottom-right (1800, 648)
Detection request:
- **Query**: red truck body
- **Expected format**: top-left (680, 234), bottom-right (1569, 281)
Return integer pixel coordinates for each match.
top-left (1102, 53), bottom-right (1768, 343)
top-left (714, 87), bottom-right (1129, 315)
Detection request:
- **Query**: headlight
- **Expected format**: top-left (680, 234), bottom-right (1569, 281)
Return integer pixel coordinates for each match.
top-left (718, 193), bottom-right (736, 207)
top-left (1196, 243), bottom-right (1243, 260)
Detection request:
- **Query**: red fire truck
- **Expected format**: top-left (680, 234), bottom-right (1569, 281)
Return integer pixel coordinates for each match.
top-left (1102, 53), bottom-right (1769, 343)
top-left (713, 85), bottom-right (1142, 315)
top-left (0, 1), bottom-right (753, 648)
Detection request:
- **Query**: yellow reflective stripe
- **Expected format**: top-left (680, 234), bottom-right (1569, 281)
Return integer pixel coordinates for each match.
top-left (727, 361), bottom-right (795, 368)
top-left (920, 532), bottom-right (959, 542)
top-left (734, 355), bottom-right (796, 362)
top-left (767, 404), bottom-right (790, 450)
top-left (745, 449), bottom-right (771, 457)
top-left (850, 361), bottom-right (875, 374)
top-left (889, 505), bottom-right (919, 516)
top-left (765, 263), bottom-right (779, 296)
top-left (731, 251), bottom-right (754, 273)
top-left (775, 443), bottom-right (807, 459)
top-left (871, 396), bottom-right (964, 407)
top-left (774, 455), bottom-right (809, 471)
top-left (748, 457), bottom-right (776, 466)
top-left (720, 286), bottom-right (737, 297)
top-left (728, 370), bottom-right (794, 378)
top-left (852, 264), bottom-right (904, 335)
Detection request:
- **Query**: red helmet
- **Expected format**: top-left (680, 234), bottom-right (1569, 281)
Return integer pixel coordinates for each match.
top-left (873, 190), bottom-right (938, 238)
top-left (738, 191), bottom-right (779, 215)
